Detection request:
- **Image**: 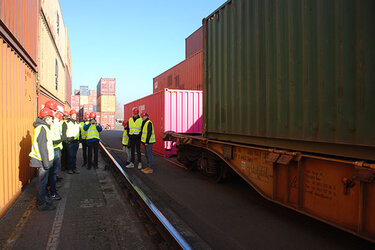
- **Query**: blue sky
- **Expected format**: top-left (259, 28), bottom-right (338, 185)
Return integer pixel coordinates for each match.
top-left (60, 0), bottom-right (226, 106)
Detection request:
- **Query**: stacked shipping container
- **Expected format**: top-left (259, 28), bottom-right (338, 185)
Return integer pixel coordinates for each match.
top-left (185, 26), bottom-right (202, 59)
top-left (0, 1), bottom-right (39, 217)
top-left (97, 78), bottom-right (116, 129)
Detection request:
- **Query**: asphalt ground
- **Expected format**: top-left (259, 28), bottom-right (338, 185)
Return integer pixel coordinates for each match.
top-left (101, 130), bottom-right (375, 250)
top-left (0, 146), bottom-right (155, 250)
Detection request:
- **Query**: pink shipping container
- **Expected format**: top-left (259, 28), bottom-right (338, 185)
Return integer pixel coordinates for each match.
top-left (90, 90), bottom-right (97, 96)
top-left (100, 112), bottom-right (115, 130)
top-left (97, 78), bottom-right (116, 96)
top-left (71, 95), bottom-right (80, 106)
top-left (71, 105), bottom-right (80, 112)
top-left (153, 51), bottom-right (202, 93)
top-left (88, 96), bottom-right (97, 105)
top-left (124, 89), bottom-right (203, 157)
top-left (185, 26), bottom-right (202, 58)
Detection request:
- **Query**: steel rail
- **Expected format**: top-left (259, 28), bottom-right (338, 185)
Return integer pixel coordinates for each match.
top-left (99, 142), bottom-right (192, 250)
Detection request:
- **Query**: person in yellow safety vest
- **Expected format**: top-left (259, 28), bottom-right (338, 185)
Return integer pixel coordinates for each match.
top-left (122, 120), bottom-right (131, 165)
top-left (62, 109), bottom-right (80, 174)
top-left (79, 113), bottom-right (90, 167)
top-left (29, 107), bottom-right (56, 211)
top-left (83, 112), bottom-right (103, 170)
top-left (44, 101), bottom-right (63, 201)
top-left (60, 111), bottom-right (70, 171)
top-left (126, 107), bottom-right (143, 169)
top-left (140, 112), bottom-right (156, 174)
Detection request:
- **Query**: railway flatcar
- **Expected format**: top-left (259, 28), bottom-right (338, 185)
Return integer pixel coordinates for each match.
top-left (164, 0), bottom-right (375, 243)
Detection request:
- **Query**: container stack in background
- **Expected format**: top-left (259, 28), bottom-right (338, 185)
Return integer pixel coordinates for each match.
top-left (124, 27), bottom-right (203, 157)
top-left (97, 78), bottom-right (116, 129)
top-left (71, 79), bottom-right (115, 128)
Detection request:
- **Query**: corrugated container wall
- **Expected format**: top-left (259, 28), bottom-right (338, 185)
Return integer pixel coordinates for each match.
top-left (97, 78), bottom-right (116, 96)
top-left (185, 26), bottom-right (202, 58)
top-left (153, 51), bottom-right (203, 93)
top-left (124, 89), bottom-right (203, 156)
top-left (0, 0), bottom-right (38, 67)
top-left (0, 37), bottom-right (37, 217)
top-left (38, 10), bottom-right (65, 103)
top-left (40, 0), bottom-right (66, 65)
top-left (90, 90), bottom-right (97, 97)
top-left (71, 95), bottom-right (79, 106)
top-left (80, 95), bottom-right (89, 106)
top-left (100, 112), bottom-right (115, 130)
top-left (79, 90), bottom-right (89, 96)
top-left (97, 95), bottom-right (116, 112)
top-left (65, 27), bottom-right (72, 106)
top-left (65, 68), bottom-right (72, 107)
top-left (88, 96), bottom-right (96, 105)
top-left (203, 0), bottom-right (375, 161)
top-left (65, 28), bottom-right (71, 78)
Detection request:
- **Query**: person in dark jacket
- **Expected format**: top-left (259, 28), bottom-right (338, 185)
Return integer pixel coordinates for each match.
top-left (140, 112), bottom-right (156, 174)
top-left (62, 109), bottom-right (80, 174)
top-left (126, 108), bottom-right (143, 169)
top-left (29, 108), bottom-right (56, 211)
top-left (60, 111), bottom-right (70, 171)
top-left (83, 112), bottom-right (102, 169)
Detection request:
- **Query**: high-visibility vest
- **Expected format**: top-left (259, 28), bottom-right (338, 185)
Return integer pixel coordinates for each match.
top-left (50, 119), bottom-right (63, 149)
top-left (66, 120), bottom-right (80, 140)
top-left (79, 121), bottom-right (89, 140)
top-left (122, 129), bottom-right (129, 146)
top-left (128, 117), bottom-right (142, 135)
top-left (29, 125), bottom-right (54, 161)
top-left (141, 120), bottom-right (156, 144)
top-left (86, 124), bottom-right (100, 140)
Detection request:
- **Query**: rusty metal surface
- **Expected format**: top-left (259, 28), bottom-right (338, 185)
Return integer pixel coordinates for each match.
top-left (0, 37), bottom-right (37, 217)
top-left (203, 0), bottom-right (375, 160)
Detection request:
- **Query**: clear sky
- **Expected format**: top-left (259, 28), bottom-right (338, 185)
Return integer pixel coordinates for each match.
top-left (59, 0), bottom-right (226, 106)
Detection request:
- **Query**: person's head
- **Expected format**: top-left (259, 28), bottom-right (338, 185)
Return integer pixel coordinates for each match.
top-left (132, 107), bottom-right (139, 118)
top-left (84, 113), bottom-right (90, 121)
top-left (55, 112), bottom-right (63, 122)
top-left (39, 108), bottom-right (54, 126)
top-left (140, 111), bottom-right (148, 121)
top-left (63, 111), bottom-right (69, 120)
top-left (122, 120), bottom-right (128, 127)
top-left (70, 109), bottom-right (77, 120)
top-left (44, 101), bottom-right (58, 118)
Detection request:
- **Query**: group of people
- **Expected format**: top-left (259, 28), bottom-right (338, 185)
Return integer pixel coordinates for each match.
top-left (29, 101), bottom-right (102, 211)
top-left (122, 107), bottom-right (155, 174)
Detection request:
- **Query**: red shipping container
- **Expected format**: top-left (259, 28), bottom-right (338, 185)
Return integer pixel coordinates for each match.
top-left (88, 96), bottom-right (97, 105)
top-left (90, 90), bottom-right (97, 96)
top-left (100, 112), bottom-right (115, 130)
top-left (124, 89), bottom-right (202, 157)
top-left (97, 78), bottom-right (116, 96)
top-left (185, 26), bottom-right (202, 58)
top-left (71, 95), bottom-right (80, 106)
top-left (153, 51), bottom-right (202, 93)
top-left (0, 0), bottom-right (38, 67)
top-left (65, 69), bottom-right (72, 106)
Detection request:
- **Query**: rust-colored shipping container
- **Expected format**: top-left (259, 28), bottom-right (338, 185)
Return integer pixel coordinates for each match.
top-left (97, 95), bottom-right (116, 112)
top-left (0, 0), bottom-right (39, 68)
top-left (90, 90), bottom-right (97, 97)
top-left (100, 112), bottom-right (115, 130)
top-left (185, 26), bottom-right (202, 58)
top-left (38, 93), bottom-right (64, 112)
top-left (71, 95), bottom-right (80, 106)
top-left (153, 51), bottom-right (202, 93)
top-left (97, 78), bottom-right (116, 96)
top-left (0, 37), bottom-right (37, 217)
top-left (125, 89), bottom-right (203, 156)
top-left (88, 95), bottom-right (96, 106)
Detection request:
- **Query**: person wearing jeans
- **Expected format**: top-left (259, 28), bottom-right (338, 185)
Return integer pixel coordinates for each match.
top-left (84, 112), bottom-right (102, 169)
top-left (63, 109), bottom-right (80, 174)
top-left (140, 112), bottom-right (156, 174)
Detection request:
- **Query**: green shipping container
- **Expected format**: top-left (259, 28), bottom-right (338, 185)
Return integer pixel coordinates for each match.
top-left (203, 0), bottom-right (375, 160)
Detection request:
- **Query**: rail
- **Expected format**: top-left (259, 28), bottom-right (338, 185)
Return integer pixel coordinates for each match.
top-left (99, 142), bottom-right (192, 250)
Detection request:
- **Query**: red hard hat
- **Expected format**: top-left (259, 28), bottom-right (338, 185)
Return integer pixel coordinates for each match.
top-left (63, 111), bottom-right (70, 117)
top-left (122, 120), bottom-right (128, 127)
top-left (70, 109), bottom-right (77, 115)
top-left (132, 107), bottom-right (139, 114)
top-left (39, 108), bottom-right (53, 118)
top-left (55, 112), bottom-right (63, 121)
top-left (140, 111), bottom-right (148, 117)
top-left (84, 113), bottom-right (90, 119)
top-left (89, 112), bottom-right (96, 118)
top-left (44, 100), bottom-right (57, 111)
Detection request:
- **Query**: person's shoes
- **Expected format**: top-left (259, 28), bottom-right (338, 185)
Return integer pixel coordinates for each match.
top-left (68, 170), bottom-right (73, 174)
top-left (126, 162), bottom-right (134, 168)
top-left (143, 168), bottom-right (153, 174)
top-left (73, 169), bottom-right (80, 174)
top-left (141, 167), bottom-right (150, 173)
top-left (38, 203), bottom-right (56, 211)
top-left (56, 176), bottom-right (63, 182)
top-left (138, 163), bottom-right (142, 169)
top-left (51, 193), bottom-right (62, 200)
top-left (82, 163), bottom-right (87, 167)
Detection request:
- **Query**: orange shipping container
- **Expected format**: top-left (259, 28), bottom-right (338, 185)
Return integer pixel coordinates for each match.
top-left (97, 95), bottom-right (116, 112)
top-left (88, 96), bottom-right (96, 105)
top-left (153, 50), bottom-right (202, 93)
top-left (100, 112), bottom-right (115, 130)
top-left (0, 38), bottom-right (37, 217)
top-left (0, 0), bottom-right (39, 67)
top-left (80, 95), bottom-right (89, 106)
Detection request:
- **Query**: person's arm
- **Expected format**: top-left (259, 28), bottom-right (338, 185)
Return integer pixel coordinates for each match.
top-left (83, 123), bottom-right (90, 131)
top-left (145, 122), bottom-right (152, 144)
top-left (37, 127), bottom-right (50, 170)
top-left (96, 123), bottom-right (103, 132)
top-left (62, 122), bottom-right (68, 142)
